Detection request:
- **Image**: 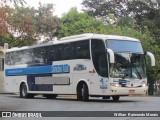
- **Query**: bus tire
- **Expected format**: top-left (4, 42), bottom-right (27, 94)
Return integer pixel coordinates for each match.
top-left (44, 94), bottom-right (58, 99)
top-left (112, 96), bottom-right (120, 101)
top-left (20, 83), bottom-right (34, 98)
top-left (77, 82), bottom-right (89, 101)
top-left (77, 84), bottom-right (83, 101)
top-left (82, 83), bottom-right (89, 101)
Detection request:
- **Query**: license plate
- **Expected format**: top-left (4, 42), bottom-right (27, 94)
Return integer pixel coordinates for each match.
top-left (129, 90), bottom-right (135, 93)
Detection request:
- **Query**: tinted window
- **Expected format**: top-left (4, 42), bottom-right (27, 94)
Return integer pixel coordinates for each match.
top-left (47, 44), bottom-right (71, 61)
top-left (33, 47), bottom-right (46, 63)
top-left (5, 40), bottom-right (90, 65)
top-left (98, 54), bottom-right (108, 77)
top-left (106, 40), bottom-right (143, 53)
top-left (5, 52), bottom-right (11, 65)
top-left (91, 39), bottom-right (108, 77)
top-left (21, 49), bottom-right (34, 64)
top-left (6, 49), bottom-right (41, 65)
top-left (72, 40), bottom-right (90, 59)
top-left (47, 45), bottom-right (61, 61)
top-left (61, 43), bottom-right (71, 60)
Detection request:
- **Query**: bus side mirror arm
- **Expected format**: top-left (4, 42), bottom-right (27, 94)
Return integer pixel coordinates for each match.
top-left (107, 48), bottom-right (115, 63)
top-left (146, 52), bottom-right (155, 66)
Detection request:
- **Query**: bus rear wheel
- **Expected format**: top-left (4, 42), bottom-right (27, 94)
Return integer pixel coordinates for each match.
top-left (112, 96), bottom-right (120, 101)
top-left (77, 83), bottom-right (89, 101)
top-left (20, 83), bottom-right (34, 98)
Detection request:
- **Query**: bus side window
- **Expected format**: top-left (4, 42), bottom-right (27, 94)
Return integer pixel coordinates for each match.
top-left (5, 53), bottom-right (11, 65)
top-left (62, 44), bottom-right (71, 60)
top-left (48, 45), bottom-right (60, 61)
top-left (73, 40), bottom-right (90, 59)
top-left (59, 44), bottom-right (71, 60)
top-left (11, 51), bottom-right (20, 65)
top-left (47, 46), bottom-right (55, 62)
top-left (33, 47), bottom-right (46, 63)
top-left (14, 51), bottom-right (23, 65)
top-left (21, 49), bottom-right (34, 64)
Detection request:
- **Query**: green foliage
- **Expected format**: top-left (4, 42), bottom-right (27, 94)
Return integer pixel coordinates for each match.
top-left (11, 3), bottom-right (60, 41)
top-left (0, 35), bottom-right (36, 48)
top-left (11, 6), bottom-right (36, 37)
top-left (82, 0), bottom-right (160, 43)
top-left (82, 0), bottom-right (129, 24)
top-left (57, 8), bottom-right (107, 38)
top-left (0, 6), bottom-right (12, 36)
top-left (0, 3), bottom-right (61, 47)
top-left (34, 3), bottom-right (60, 40)
top-left (117, 16), bottom-right (136, 28)
top-left (0, 0), bottom-right (26, 6)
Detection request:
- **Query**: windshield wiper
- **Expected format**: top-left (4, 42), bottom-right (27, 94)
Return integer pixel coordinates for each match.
top-left (133, 65), bottom-right (142, 79)
top-left (119, 62), bottom-right (130, 79)
top-left (122, 63), bottom-right (142, 79)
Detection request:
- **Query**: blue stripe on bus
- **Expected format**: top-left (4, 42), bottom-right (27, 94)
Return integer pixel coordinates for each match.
top-left (5, 64), bottom-right (70, 76)
top-left (113, 79), bottom-right (130, 83)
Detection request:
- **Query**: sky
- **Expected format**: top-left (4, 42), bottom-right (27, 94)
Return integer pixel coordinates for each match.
top-left (24, 0), bottom-right (83, 17)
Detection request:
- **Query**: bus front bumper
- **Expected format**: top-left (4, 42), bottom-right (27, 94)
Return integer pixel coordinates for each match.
top-left (108, 86), bottom-right (148, 95)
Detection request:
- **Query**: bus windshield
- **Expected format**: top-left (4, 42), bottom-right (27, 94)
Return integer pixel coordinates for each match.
top-left (106, 40), bottom-right (143, 53)
top-left (106, 40), bottom-right (146, 79)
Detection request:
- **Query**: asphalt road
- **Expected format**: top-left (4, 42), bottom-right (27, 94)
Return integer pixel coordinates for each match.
top-left (0, 94), bottom-right (160, 120)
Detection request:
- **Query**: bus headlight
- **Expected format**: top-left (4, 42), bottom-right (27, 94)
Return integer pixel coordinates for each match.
top-left (110, 83), bottom-right (121, 87)
top-left (142, 84), bottom-right (147, 87)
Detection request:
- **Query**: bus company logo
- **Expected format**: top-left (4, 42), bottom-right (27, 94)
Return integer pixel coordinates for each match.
top-left (73, 64), bottom-right (86, 71)
top-left (52, 64), bottom-right (70, 73)
top-left (100, 78), bottom-right (107, 89)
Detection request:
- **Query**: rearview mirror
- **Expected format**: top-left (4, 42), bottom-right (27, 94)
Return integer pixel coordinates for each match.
top-left (146, 52), bottom-right (155, 66)
top-left (107, 48), bottom-right (115, 63)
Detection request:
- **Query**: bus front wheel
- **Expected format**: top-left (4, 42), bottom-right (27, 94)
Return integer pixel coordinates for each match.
top-left (112, 96), bottom-right (120, 101)
top-left (77, 82), bottom-right (89, 101)
top-left (20, 83), bottom-right (34, 98)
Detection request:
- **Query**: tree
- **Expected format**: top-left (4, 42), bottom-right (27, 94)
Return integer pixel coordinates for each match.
top-left (0, 0), bottom-right (26, 36)
top-left (10, 6), bottom-right (36, 39)
top-left (0, 0), bottom-right (35, 47)
top-left (0, 3), bottom-right (61, 47)
top-left (0, 6), bottom-right (12, 36)
top-left (0, 0), bottom-right (26, 6)
top-left (11, 3), bottom-right (60, 42)
top-left (82, 0), bottom-right (160, 43)
top-left (82, 0), bottom-right (129, 24)
top-left (34, 3), bottom-right (60, 41)
top-left (57, 8), bottom-right (107, 38)
top-left (0, 34), bottom-right (34, 47)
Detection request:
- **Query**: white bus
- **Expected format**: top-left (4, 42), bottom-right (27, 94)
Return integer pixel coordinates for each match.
top-left (4, 33), bottom-right (155, 101)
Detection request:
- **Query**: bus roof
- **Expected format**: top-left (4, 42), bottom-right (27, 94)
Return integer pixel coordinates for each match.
top-left (6, 33), bottom-right (140, 52)
top-left (59, 33), bottom-right (140, 42)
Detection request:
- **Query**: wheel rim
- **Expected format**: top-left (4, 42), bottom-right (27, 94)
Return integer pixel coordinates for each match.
top-left (82, 84), bottom-right (89, 101)
top-left (82, 87), bottom-right (84, 97)
top-left (22, 85), bottom-right (27, 97)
